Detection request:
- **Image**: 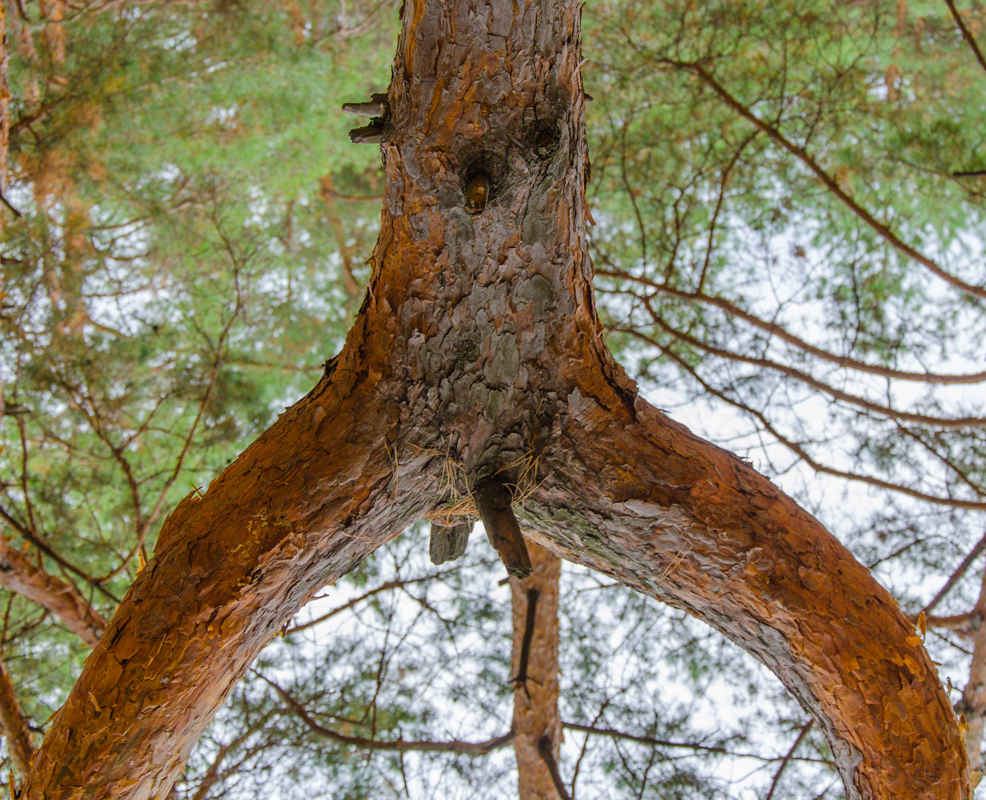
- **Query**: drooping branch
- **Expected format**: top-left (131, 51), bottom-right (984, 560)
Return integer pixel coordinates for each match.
top-left (593, 261), bottom-right (986, 386)
top-left (662, 59), bottom-right (986, 301)
top-left (475, 478), bottom-right (533, 579)
top-left (631, 301), bottom-right (985, 429)
top-left (260, 672), bottom-right (515, 755)
top-left (0, 536), bottom-right (108, 647)
top-left (631, 333), bottom-right (986, 511)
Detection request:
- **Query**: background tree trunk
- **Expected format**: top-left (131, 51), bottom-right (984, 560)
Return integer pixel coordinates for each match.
top-left (511, 543), bottom-right (563, 800)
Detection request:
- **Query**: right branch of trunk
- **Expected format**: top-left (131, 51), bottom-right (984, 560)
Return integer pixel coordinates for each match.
top-left (524, 369), bottom-right (970, 800)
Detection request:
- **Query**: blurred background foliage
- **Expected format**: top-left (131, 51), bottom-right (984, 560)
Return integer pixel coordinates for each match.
top-left (1, 0), bottom-right (985, 797)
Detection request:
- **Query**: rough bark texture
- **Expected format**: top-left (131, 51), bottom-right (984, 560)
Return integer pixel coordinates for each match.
top-left (511, 543), bottom-right (562, 800)
top-left (20, 0), bottom-right (970, 798)
top-left (1, 0), bottom-right (8, 194)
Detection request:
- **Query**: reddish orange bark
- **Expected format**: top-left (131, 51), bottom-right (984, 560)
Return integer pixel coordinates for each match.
top-left (19, 0), bottom-right (970, 798)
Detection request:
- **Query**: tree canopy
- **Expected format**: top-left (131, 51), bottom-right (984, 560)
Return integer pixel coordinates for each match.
top-left (1, 0), bottom-right (984, 797)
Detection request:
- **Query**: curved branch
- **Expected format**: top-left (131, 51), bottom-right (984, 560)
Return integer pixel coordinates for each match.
top-left (259, 671), bottom-right (515, 755)
top-left (630, 304), bottom-right (985, 429)
top-left (594, 264), bottom-right (986, 386)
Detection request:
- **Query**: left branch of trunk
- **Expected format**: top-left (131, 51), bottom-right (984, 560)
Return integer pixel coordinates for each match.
top-left (21, 346), bottom-right (429, 799)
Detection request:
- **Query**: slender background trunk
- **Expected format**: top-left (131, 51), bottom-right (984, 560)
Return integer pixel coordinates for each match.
top-left (512, 543), bottom-right (563, 800)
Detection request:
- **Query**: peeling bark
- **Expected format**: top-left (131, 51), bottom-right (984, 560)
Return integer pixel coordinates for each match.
top-left (20, 0), bottom-right (970, 798)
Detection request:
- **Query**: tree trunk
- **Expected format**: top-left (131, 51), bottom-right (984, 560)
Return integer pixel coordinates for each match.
top-left (21, 1), bottom-right (970, 798)
top-left (511, 543), bottom-right (563, 800)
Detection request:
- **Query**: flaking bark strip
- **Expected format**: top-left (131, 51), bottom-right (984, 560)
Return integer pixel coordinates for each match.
top-left (474, 477), bottom-right (532, 578)
top-left (511, 587), bottom-right (539, 697)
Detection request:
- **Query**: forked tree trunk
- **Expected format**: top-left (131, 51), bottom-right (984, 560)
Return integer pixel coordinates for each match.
top-left (21, 1), bottom-right (969, 798)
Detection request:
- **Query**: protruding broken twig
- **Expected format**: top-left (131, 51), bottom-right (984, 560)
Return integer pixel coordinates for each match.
top-left (342, 93), bottom-right (388, 117)
top-left (342, 92), bottom-right (389, 144)
top-left (474, 477), bottom-right (532, 578)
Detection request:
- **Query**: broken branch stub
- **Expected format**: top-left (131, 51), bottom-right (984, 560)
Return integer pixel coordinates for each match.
top-left (474, 478), bottom-right (533, 579)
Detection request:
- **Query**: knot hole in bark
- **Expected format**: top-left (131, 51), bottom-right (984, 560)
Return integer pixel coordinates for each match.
top-left (460, 147), bottom-right (505, 215)
top-left (526, 121), bottom-right (561, 161)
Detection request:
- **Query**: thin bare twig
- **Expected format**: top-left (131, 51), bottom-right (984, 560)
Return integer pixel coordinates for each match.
top-left (593, 261), bottom-right (986, 385)
top-left (663, 59), bottom-right (986, 300)
top-left (764, 720), bottom-right (814, 800)
top-left (637, 334), bottom-right (986, 510)
top-left (922, 530), bottom-right (986, 617)
top-left (943, 0), bottom-right (986, 74)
